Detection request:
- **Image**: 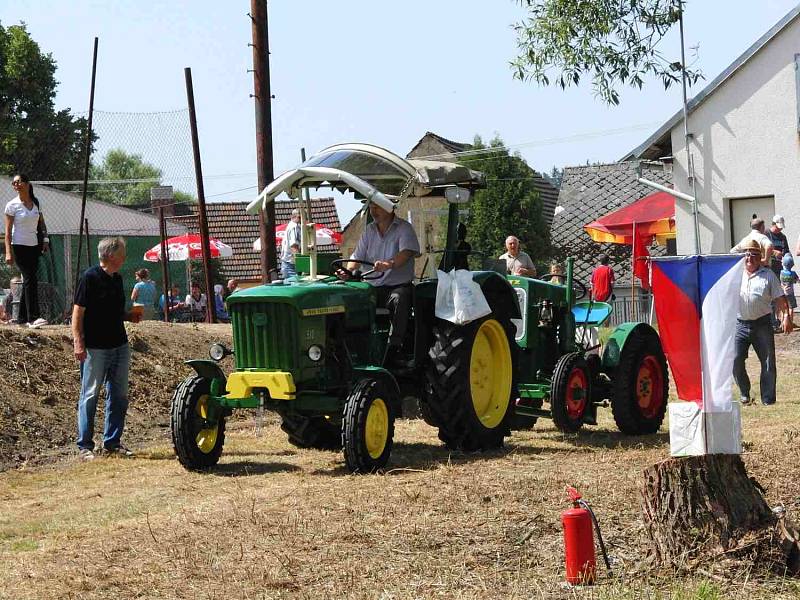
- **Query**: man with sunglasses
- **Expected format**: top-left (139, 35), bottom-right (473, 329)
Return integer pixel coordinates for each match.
top-left (733, 239), bottom-right (792, 406)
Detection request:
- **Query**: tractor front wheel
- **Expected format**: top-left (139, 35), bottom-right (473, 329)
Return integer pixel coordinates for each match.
top-left (612, 328), bottom-right (669, 435)
top-left (550, 353), bottom-right (592, 433)
top-left (425, 316), bottom-right (516, 451)
top-left (171, 375), bottom-right (226, 470)
top-left (342, 378), bottom-right (396, 473)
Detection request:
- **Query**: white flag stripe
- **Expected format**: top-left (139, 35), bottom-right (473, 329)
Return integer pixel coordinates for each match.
top-left (700, 257), bottom-right (745, 412)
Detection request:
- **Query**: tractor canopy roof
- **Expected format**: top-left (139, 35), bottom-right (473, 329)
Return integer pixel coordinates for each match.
top-left (247, 143), bottom-right (484, 215)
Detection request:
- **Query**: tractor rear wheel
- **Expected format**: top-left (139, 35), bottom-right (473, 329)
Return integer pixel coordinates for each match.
top-left (171, 375), bottom-right (226, 470)
top-left (425, 316), bottom-right (516, 451)
top-left (342, 378), bottom-right (396, 473)
top-left (280, 414), bottom-right (341, 451)
top-left (550, 353), bottom-right (591, 433)
top-left (612, 327), bottom-right (669, 435)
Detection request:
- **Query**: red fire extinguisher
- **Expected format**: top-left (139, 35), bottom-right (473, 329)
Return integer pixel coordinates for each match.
top-left (562, 486), bottom-right (611, 585)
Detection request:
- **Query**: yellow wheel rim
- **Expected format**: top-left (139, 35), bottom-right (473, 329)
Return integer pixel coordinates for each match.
top-left (365, 398), bottom-right (389, 459)
top-left (194, 394), bottom-right (218, 454)
top-left (470, 319), bottom-right (512, 428)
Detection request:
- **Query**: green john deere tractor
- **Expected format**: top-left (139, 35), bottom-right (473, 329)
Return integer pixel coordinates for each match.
top-left (171, 143), bottom-right (669, 473)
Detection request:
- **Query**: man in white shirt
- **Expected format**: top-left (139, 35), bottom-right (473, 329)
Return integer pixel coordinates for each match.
top-left (731, 218), bottom-right (773, 267)
top-left (280, 209), bottom-right (301, 279)
top-left (344, 200), bottom-right (420, 366)
top-left (499, 236), bottom-right (537, 277)
top-left (733, 240), bottom-right (792, 406)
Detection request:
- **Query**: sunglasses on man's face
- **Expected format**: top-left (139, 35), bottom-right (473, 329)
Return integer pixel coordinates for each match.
top-left (744, 251), bottom-right (761, 258)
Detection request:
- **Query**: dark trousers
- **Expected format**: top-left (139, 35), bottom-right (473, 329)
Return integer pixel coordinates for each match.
top-left (375, 284), bottom-right (412, 348)
top-left (733, 314), bottom-right (776, 405)
top-left (12, 244), bottom-right (40, 323)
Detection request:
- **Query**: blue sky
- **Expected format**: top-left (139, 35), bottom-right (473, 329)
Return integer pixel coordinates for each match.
top-left (2, 1), bottom-right (798, 224)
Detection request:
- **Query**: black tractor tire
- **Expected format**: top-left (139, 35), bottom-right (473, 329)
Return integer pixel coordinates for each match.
top-left (612, 327), bottom-right (669, 435)
top-left (171, 375), bottom-right (226, 470)
top-left (551, 353), bottom-right (592, 434)
top-left (342, 378), bottom-right (396, 473)
top-left (425, 316), bottom-right (517, 451)
top-left (280, 414), bottom-right (341, 451)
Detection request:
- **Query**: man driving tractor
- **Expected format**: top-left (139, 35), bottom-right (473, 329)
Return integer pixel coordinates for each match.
top-left (340, 199), bottom-right (420, 368)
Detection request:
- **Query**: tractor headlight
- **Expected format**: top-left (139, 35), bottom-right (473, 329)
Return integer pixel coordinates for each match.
top-left (209, 342), bottom-right (231, 362)
top-left (307, 345), bottom-right (323, 361)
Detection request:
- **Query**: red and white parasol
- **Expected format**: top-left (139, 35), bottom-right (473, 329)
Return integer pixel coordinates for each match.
top-left (253, 223), bottom-right (342, 251)
top-left (144, 234), bottom-right (234, 262)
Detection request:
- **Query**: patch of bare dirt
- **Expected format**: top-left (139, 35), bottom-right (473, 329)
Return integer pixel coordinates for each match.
top-left (0, 321), bottom-right (232, 471)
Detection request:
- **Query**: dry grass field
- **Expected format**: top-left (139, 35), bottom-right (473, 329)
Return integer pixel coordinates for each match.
top-left (1, 322), bottom-right (799, 599)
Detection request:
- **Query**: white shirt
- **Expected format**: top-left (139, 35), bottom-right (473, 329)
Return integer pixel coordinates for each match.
top-left (185, 293), bottom-right (207, 311)
top-left (738, 267), bottom-right (783, 320)
top-left (731, 230), bottom-right (773, 267)
top-left (351, 216), bottom-right (420, 287)
top-left (280, 219), bottom-right (301, 264)
top-left (4, 197), bottom-right (40, 247)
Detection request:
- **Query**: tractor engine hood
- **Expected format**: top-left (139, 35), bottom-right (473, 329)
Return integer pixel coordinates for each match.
top-left (247, 143), bottom-right (484, 215)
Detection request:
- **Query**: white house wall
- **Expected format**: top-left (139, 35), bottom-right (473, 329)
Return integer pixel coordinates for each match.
top-left (671, 15), bottom-right (800, 255)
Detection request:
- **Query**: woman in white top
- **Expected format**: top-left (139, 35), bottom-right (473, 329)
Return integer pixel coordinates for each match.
top-left (4, 174), bottom-right (49, 327)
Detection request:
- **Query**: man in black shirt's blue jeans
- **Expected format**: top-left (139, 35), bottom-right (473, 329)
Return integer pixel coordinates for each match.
top-left (72, 237), bottom-right (141, 460)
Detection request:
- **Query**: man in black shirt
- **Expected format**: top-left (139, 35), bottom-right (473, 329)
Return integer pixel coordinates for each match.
top-left (766, 215), bottom-right (790, 275)
top-left (72, 237), bottom-right (141, 460)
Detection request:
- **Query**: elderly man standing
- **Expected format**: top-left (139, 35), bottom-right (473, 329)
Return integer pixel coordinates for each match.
top-left (72, 237), bottom-right (141, 460)
top-left (733, 239), bottom-right (792, 406)
top-left (731, 218), bottom-right (773, 267)
top-left (499, 236), bottom-right (536, 277)
top-left (280, 208), bottom-right (302, 279)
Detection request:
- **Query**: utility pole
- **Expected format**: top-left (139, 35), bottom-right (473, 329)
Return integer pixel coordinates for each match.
top-left (679, 8), bottom-right (701, 256)
top-left (251, 0), bottom-right (276, 283)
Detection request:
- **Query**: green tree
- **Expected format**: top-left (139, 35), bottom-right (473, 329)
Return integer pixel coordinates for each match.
top-left (0, 22), bottom-right (87, 178)
top-left (459, 135), bottom-right (550, 265)
top-left (511, 0), bottom-right (702, 105)
top-left (90, 149), bottom-right (162, 206)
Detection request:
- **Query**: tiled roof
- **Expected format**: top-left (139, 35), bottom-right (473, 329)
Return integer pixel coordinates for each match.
top-left (406, 131), bottom-right (472, 160)
top-left (405, 132), bottom-right (559, 226)
top-left (0, 177), bottom-right (186, 237)
top-left (550, 161), bottom-right (673, 285)
top-left (172, 198), bottom-right (341, 280)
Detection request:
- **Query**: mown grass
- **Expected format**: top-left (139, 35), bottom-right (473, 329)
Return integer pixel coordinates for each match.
top-left (0, 343), bottom-right (799, 599)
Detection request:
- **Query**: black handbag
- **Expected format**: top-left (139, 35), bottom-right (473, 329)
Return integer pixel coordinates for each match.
top-left (32, 197), bottom-right (47, 254)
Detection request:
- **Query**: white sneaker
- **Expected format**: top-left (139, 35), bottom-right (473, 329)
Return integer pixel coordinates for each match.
top-left (29, 318), bottom-right (47, 328)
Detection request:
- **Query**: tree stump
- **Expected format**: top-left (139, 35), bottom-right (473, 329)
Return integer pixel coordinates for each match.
top-left (640, 454), bottom-right (799, 574)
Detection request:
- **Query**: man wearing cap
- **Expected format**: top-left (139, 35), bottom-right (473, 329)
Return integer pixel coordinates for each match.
top-left (731, 218), bottom-right (773, 267)
top-left (733, 239), bottom-right (792, 406)
top-left (344, 200), bottom-right (420, 367)
top-left (766, 215), bottom-right (790, 275)
top-left (280, 208), bottom-right (302, 279)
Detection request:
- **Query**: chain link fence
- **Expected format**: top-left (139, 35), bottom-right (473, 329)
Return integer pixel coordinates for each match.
top-left (1, 109), bottom-right (220, 323)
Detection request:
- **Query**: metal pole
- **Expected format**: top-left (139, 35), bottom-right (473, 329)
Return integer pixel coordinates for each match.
top-left (184, 67), bottom-right (216, 323)
top-left (84, 218), bottom-right (91, 266)
top-left (74, 37), bottom-right (98, 294)
top-left (159, 208), bottom-right (171, 322)
top-left (300, 147), bottom-right (318, 278)
top-left (679, 8), bottom-right (701, 255)
top-left (632, 223), bottom-right (636, 321)
top-left (251, 0), bottom-right (277, 283)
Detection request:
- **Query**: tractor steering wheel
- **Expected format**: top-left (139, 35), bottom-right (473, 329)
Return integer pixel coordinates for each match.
top-left (540, 272), bottom-right (587, 300)
top-left (330, 258), bottom-right (384, 282)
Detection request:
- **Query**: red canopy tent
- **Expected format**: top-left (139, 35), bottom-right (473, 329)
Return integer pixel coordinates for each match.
top-left (583, 190), bottom-right (676, 245)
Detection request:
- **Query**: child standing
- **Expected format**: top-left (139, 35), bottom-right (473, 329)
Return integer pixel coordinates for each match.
top-left (780, 254), bottom-right (797, 328)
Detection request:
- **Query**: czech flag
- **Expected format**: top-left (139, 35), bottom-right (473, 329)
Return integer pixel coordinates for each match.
top-left (650, 255), bottom-right (744, 412)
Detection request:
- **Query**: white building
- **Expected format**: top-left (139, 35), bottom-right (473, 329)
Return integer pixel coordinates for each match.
top-left (624, 5), bottom-right (800, 255)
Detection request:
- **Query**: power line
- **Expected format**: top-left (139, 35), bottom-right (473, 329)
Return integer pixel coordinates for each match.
top-left (413, 122), bottom-right (662, 160)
